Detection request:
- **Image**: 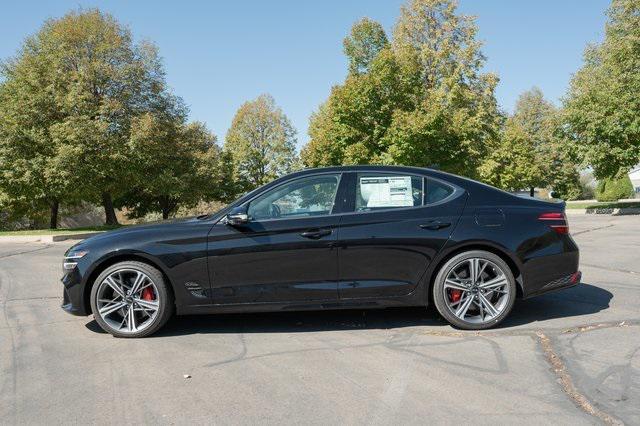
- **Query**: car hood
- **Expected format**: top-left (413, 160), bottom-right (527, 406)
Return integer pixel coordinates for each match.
top-left (76, 216), bottom-right (204, 247)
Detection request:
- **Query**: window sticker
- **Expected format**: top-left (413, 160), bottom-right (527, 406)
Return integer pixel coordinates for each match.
top-left (360, 176), bottom-right (413, 207)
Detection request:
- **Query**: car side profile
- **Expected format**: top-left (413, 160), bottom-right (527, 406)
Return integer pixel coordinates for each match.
top-left (61, 165), bottom-right (581, 337)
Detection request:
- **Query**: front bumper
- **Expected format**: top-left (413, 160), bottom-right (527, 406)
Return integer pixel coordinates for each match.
top-left (60, 266), bottom-right (90, 316)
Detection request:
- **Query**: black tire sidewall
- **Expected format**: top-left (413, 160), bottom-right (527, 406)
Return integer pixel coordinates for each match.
top-left (432, 250), bottom-right (516, 330)
top-left (90, 261), bottom-right (174, 338)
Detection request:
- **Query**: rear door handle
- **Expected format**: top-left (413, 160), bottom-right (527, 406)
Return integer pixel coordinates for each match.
top-left (419, 221), bottom-right (451, 230)
top-left (300, 228), bottom-right (332, 239)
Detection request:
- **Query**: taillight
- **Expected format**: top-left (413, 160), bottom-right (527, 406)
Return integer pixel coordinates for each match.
top-left (538, 212), bottom-right (569, 234)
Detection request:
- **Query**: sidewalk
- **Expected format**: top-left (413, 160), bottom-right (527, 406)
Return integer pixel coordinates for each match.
top-left (0, 232), bottom-right (103, 243)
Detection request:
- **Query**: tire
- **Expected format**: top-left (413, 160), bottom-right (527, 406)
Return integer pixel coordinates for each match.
top-left (90, 261), bottom-right (174, 338)
top-left (432, 250), bottom-right (516, 330)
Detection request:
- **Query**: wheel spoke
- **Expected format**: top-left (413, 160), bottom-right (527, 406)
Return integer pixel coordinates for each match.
top-left (126, 305), bottom-right (137, 332)
top-left (477, 261), bottom-right (489, 282)
top-left (99, 301), bottom-right (127, 316)
top-left (455, 295), bottom-right (474, 319)
top-left (477, 297), bottom-right (485, 320)
top-left (469, 259), bottom-right (479, 284)
top-left (444, 279), bottom-right (469, 291)
top-left (478, 292), bottom-right (499, 317)
top-left (478, 275), bottom-right (507, 290)
top-left (134, 298), bottom-right (159, 311)
top-left (130, 271), bottom-right (146, 295)
top-left (105, 276), bottom-right (125, 298)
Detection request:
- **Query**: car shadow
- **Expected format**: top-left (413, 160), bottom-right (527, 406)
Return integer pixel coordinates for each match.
top-left (84, 282), bottom-right (612, 336)
top-left (499, 281), bottom-right (613, 328)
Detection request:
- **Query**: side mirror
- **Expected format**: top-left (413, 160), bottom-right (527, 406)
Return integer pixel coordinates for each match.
top-left (226, 206), bottom-right (249, 226)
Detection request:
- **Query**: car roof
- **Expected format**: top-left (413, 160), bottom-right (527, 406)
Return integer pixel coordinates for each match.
top-left (289, 165), bottom-right (436, 177)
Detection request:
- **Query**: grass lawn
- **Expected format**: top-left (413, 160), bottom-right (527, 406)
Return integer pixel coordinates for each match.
top-left (0, 225), bottom-right (123, 236)
top-left (565, 201), bottom-right (640, 209)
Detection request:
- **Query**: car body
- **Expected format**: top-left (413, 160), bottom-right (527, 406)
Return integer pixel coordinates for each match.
top-left (61, 165), bottom-right (580, 337)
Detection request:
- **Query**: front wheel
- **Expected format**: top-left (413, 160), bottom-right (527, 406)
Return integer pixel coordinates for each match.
top-left (432, 250), bottom-right (516, 330)
top-left (90, 261), bottom-right (174, 338)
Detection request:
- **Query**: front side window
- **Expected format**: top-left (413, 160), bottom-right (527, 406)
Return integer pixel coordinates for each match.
top-left (248, 174), bottom-right (340, 220)
top-left (355, 173), bottom-right (423, 212)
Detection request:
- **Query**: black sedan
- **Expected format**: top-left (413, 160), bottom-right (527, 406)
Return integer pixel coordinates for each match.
top-left (61, 165), bottom-right (580, 337)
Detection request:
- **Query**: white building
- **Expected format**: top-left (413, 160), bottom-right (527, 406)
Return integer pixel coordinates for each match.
top-left (629, 166), bottom-right (640, 198)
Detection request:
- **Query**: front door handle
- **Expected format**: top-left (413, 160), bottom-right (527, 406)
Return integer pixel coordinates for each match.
top-left (419, 221), bottom-right (451, 230)
top-left (300, 228), bottom-right (332, 239)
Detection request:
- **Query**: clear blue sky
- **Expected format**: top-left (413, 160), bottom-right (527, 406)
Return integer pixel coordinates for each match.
top-left (0, 0), bottom-right (609, 149)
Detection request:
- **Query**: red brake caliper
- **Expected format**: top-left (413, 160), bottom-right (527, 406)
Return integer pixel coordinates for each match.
top-left (141, 287), bottom-right (155, 301)
top-left (449, 289), bottom-right (462, 303)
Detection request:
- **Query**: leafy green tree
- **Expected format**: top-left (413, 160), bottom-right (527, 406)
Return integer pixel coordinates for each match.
top-left (0, 30), bottom-right (74, 228)
top-left (563, 0), bottom-right (640, 179)
top-left (119, 112), bottom-right (230, 220)
top-left (224, 94), bottom-right (297, 190)
top-left (1, 9), bottom-right (177, 225)
top-left (343, 18), bottom-right (389, 75)
top-left (595, 169), bottom-right (634, 201)
top-left (480, 88), bottom-right (581, 199)
top-left (479, 120), bottom-right (543, 193)
top-left (302, 0), bottom-right (502, 178)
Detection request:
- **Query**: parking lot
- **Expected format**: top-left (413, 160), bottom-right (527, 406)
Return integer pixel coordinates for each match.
top-left (0, 215), bottom-right (638, 425)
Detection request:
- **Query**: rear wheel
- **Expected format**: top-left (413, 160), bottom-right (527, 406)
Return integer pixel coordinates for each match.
top-left (90, 261), bottom-right (173, 338)
top-left (432, 250), bottom-right (516, 330)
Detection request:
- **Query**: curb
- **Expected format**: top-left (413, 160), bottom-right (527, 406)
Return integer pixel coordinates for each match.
top-left (566, 208), bottom-right (640, 216)
top-left (0, 231), bottom-right (103, 243)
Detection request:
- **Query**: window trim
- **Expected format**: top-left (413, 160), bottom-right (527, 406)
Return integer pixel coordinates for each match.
top-left (339, 172), bottom-right (462, 216)
top-left (244, 172), bottom-right (344, 223)
top-left (215, 170), bottom-right (463, 225)
top-left (351, 171), bottom-right (425, 213)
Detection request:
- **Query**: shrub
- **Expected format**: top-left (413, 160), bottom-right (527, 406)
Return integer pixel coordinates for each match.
top-left (595, 170), bottom-right (634, 202)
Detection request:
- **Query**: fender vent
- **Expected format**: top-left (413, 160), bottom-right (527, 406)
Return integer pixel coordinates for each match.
top-left (184, 281), bottom-right (207, 298)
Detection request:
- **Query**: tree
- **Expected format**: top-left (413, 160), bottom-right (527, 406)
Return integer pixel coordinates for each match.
top-left (2, 9), bottom-right (176, 225)
top-left (595, 169), bottom-right (634, 201)
top-left (343, 18), bottom-right (389, 75)
top-left (302, 0), bottom-right (502, 179)
top-left (480, 88), bottom-right (581, 199)
top-left (224, 94), bottom-right (297, 190)
top-left (479, 120), bottom-right (543, 193)
top-left (563, 0), bottom-right (640, 179)
top-left (120, 113), bottom-right (230, 220)
top-left (0, 30), bottom-right (74, 228)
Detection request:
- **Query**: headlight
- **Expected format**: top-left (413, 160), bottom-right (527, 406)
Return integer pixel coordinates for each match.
top-left (65, 249), bottom-right (89, 260)
top-left (63, 249), bottom-right (89, 270)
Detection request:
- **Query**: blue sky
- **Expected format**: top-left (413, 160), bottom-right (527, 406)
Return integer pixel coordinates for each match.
top-left (0, 1), bottom-right (609, 148)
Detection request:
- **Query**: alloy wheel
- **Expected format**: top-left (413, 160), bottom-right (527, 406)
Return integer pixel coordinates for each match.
top-left (443, 257), bottom-right (510, 324)
top-left (95, 268), bottom-right (160, 334)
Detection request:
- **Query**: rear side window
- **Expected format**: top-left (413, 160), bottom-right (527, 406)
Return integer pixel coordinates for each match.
top-left (426, 178), bottom-right (454, 204)
top-left (355, 173), bottom-right (423, 211)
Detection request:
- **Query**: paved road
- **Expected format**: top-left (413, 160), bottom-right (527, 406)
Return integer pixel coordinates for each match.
top-left (1, 215), bottom-right (638, 425)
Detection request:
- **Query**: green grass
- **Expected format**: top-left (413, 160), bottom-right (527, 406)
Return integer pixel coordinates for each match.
top-left (565, 201), bottom-right (640, 210)
top-left (0, 224), bottom-right (123, 236)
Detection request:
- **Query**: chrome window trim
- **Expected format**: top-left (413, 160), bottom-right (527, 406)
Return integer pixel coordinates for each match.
top-left (215, 170), bottom-right (462, 225)
top-left (243, 172), bottom-right (344, 223)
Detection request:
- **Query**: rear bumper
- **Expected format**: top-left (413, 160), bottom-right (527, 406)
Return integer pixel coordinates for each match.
top-left (524, 271), bottom-right (581, 299)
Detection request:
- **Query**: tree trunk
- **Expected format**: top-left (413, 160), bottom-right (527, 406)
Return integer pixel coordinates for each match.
top-left (160, 196), bottom-right (172, 220)
top-left (529, 187), bottom-right (535, 198)
top-left (49, 199), bottom-right (59, 229)
top-left (102, 192), bottom-right (119, 225)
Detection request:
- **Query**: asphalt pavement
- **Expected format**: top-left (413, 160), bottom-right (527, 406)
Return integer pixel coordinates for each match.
top-left (0, 215), bottom-right (638, 425)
